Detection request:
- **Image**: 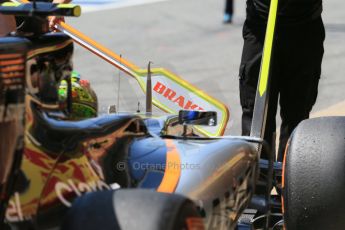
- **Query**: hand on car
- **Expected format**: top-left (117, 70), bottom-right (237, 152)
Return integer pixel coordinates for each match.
top-left (49, 0), bottom-right (71, 31)
top-left (48, 16), bottom-right (65, 31)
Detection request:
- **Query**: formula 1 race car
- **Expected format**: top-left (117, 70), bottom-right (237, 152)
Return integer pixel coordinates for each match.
top-left (0, 2), bottom-right (259, 230)
top-left (0, 0), bottom-right (344, 230)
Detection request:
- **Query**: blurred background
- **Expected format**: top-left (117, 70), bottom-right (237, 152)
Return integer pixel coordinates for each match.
top-left (68, 0), bottom-right (345, 135)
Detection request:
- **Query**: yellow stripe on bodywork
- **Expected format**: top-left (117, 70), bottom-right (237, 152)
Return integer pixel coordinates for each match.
top-left (258, 0), bottom-right (279, 96)
top-left (27, 40), bottom-right (73, 59)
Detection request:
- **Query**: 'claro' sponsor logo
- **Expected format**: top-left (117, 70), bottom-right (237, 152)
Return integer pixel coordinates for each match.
top-left (55, 179), bottom-right (112, 207)
top-left (5, 180), bottom-right (119, 222)
top-left (153, 81), bottom-right (204, 111)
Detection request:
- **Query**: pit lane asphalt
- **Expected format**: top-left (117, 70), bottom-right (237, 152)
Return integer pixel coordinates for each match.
top-left (68, 0), bottom-right (345, 135)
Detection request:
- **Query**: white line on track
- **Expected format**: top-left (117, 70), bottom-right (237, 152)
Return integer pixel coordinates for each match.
top-left (74, 0), bottom-right (169, 13)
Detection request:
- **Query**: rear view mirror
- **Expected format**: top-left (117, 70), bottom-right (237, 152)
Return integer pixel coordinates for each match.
top-left (108, 105), bottom-right (117, 114)
top-left (178, 110), bottom-right (217, 126)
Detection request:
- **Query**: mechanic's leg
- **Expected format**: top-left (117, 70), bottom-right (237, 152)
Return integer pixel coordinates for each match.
top-left (277, 18), bottom-right (325, 162)
top-left (239, 21), bottom-right (265, 136)
top-left (225, 0), bottom-right (233, 15)
top-left (278, 77), bottom-right (322, 161)
top-left (223, 0), bottom-right (234, 23)
top-left (278, 77), bottom-right (320, 162)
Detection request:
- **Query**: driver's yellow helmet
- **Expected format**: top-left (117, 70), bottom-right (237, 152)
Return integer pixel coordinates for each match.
top-left (58, 71), bottom-right (98, 120)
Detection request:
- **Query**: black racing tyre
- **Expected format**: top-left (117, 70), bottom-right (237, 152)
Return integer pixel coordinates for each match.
top-left (61, 189), bottom-right (203, 230)
top-left (283, 116), bottom-right (345, 230)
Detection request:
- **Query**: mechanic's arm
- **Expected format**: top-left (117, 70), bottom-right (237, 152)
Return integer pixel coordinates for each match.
top-left (49, 0), bottom-right (72, 29)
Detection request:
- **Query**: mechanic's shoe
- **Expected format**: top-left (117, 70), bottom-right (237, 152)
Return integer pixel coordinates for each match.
top-left (223, 13), bottom-right (232, 24)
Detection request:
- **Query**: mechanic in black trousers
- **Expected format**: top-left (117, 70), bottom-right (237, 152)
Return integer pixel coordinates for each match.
top-left (239, 0), bottom-right (324, 162)
top-left (223, 0), bottom-right (234, 23)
